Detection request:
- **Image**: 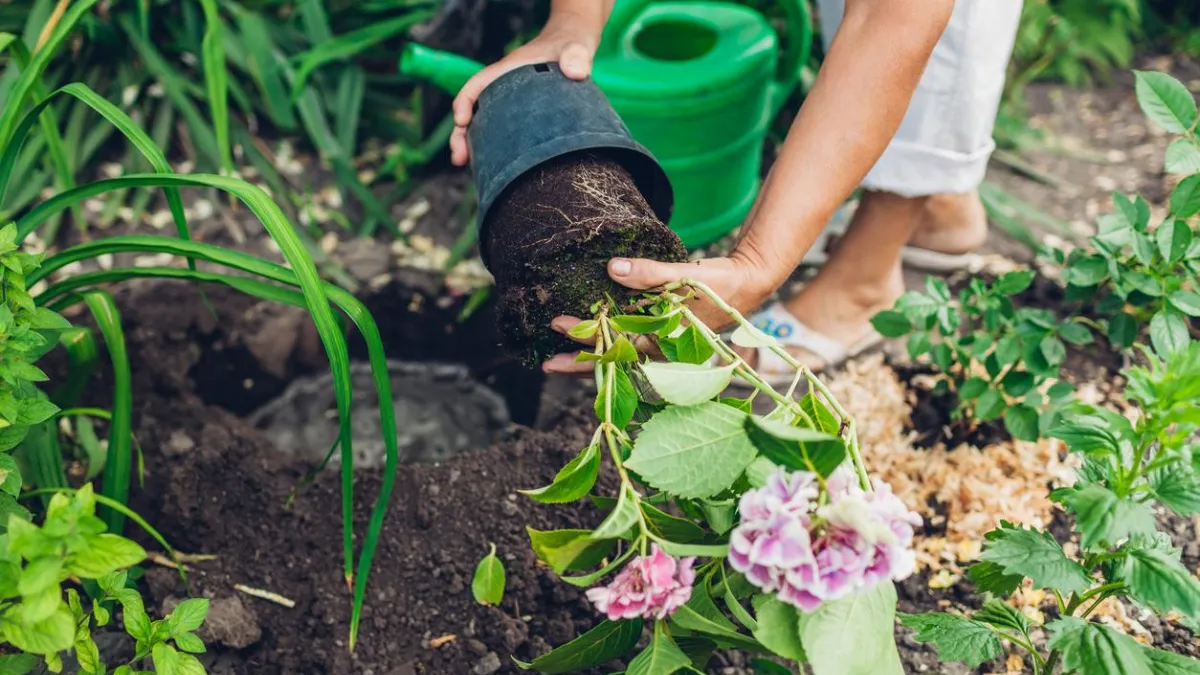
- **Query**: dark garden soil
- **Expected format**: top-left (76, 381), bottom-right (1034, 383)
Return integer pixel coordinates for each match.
top-left (484, 152), bottom-right (687, 366)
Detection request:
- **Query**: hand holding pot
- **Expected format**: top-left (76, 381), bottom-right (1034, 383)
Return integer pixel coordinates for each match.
top-left (542, 253), bottom-right (772, 375)
top-left (450, 9), bottom-right (608, 167)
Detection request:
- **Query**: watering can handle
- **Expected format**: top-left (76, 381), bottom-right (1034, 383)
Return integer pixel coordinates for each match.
top-left (770, 0), bottom-right (814, 117)
top-left (599, 0), bottom-right (656, 57)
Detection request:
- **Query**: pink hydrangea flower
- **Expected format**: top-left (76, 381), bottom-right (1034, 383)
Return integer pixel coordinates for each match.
top-left (585, 545), bottom-right (696, 621)
top-left (729, 467), bottom-right (921, 611)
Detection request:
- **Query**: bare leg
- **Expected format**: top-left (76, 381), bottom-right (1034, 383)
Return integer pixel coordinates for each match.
top-left (909, 191), bottom-right (988, 254)
top-left (740, 190), bottom-right (922, 370)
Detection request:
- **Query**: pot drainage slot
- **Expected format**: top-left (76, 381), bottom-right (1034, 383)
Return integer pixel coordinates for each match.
top-left (248, 360), bottom-right (512, 467)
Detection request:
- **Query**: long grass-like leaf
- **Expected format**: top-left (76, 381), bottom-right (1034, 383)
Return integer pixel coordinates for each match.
top-left (198, 0), bottom-right (234, 174)
top-left (30, 237), bottom-right (399, 648)
top-left (297, 0), bottom-right (333, 44)
top-left (334, 67), bottom-right (365, 156)
top-left (80, 290), bottom-right (133, 533)
top-left (290, 10), bottom-right (434, 97)
top-left (225, 7), bottom-right (296, 129)
top-left (54, 326), bottom-right (97, 408)
top-left (20, 421), bottom-right (66, 508)
top-left (20, 175), bottom-right (360, 612)
top-left (74, 414), bottom-right (105, 480)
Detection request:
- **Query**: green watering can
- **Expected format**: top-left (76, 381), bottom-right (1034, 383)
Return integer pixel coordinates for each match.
top-left (400, 0), bottom-right (812, 248)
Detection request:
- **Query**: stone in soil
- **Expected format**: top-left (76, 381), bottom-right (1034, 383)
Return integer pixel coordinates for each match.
top-left (483, 152), bottom-right (687, 366)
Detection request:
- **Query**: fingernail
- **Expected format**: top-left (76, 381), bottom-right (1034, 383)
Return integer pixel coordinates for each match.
top-left (611, 259), bottom-right (632, 276)
top-left (550, 318), bottom-right (570, 333)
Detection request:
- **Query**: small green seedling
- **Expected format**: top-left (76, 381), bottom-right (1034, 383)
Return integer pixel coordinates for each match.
top-left (902, 342), bottom-right (1200, 674)
top-left (872, 273), bottom-right (1079, 441)
top-left (472, 544), bottom-right (506, 606)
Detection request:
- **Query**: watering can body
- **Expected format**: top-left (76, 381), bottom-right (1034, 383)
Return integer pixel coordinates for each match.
top-left (400, 0), bottom-right (811, 248)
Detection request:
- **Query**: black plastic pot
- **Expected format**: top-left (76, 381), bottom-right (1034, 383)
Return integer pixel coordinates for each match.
top-left (468, 62), bottom-right (674, 266)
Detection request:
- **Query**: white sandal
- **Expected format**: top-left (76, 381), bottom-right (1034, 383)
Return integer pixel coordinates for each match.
top-left (725, 302), bottom-right (885, 388)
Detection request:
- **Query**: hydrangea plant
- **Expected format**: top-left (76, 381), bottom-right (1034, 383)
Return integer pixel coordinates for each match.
top-left (476, 280), bottom-right (920, 675)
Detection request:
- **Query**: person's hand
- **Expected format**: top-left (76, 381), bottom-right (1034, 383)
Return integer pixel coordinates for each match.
top-left (542, 253), bottom-right (773, 375)
top-left (450, 20), bottom-right (599, 166)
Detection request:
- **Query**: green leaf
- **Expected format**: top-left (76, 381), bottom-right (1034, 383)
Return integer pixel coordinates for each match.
top-left (966, 561), bottom-right (1024, 596)
top-left (1066, 256), bottom-right (1110, 286)
top-left (1, 605), bottom-right (73, 654)
top-left (1058, 483), bottom-right (1156, 550)
top-left (1151, 471), bottom-right (1200, 516)
top-left (642, 503), bottom-right (706, 543)
top-left (654, 540), bottom-right (728, 558)
top-left (1004, 404), bottom-right (1040, 442)
top-left (669, 583), bottom-right (760, 650)
top-left (1109, 313), bottom-right (1139, 349)
top-left (960, 377), bottom-right (989, 400)
top-left (906, 332), bottom-right (932, 360)
top-left (520, 445), bottom-right (601, 504)
top-left (173, 632), bottom-right (206, 654)
top-left (995, 270), bottom-right (1034, 296)
top-left (601, 337), bottom-right (639, 364)
top-left (974, 597), bottom-right (1032, 636)
top-left (743, 416), bottom-right (845, 478)
top-left (0, 654), bottom-right (37, 675)
top-left (626, 622), bottom-right (690, 675)
top-left (870, 310), bottom-right (912, 338)
top-left (17, 557), bottom-right (60, 596)
top-left (1135, 71), bottom-right (1198, 134)
top-left (1165, 139), bottom-right (1200, 175)
top-left (1059, 321), bottom-right (1094, 346)
top-left (640, 362), bottom-right (735, 406)
top-left (74, 632), bottom-right (102, 674)
top-left (749, 659), bottom-right (793, 675)
top-left (627, 403), bottom-right (757, 499)
top-left (995, 335), bottom-right (1021, 366)
top-left (798, 583), bottom-right (903, 675)
top-left (67, 534), bottom-right (146, 578)
top-left (751, 595), bottom-right (806, 662)
top-left (472, 544), bottom-right (506, 606)
top-left (1169, 290), bottom-right (1200, 317)
top-left (1171, 175), bottom-right (1200, 219)
top-left (898, 612), bottom-right (1002, 668)
top-left (595, 367), bottom-right (637, 430)
top-left (1142, 646), bottom-right (1200, 674)
top-left (1150, 310), bottom-right (1189, 357)
top-left (1158, 219), bottom-right (1194, 262)
top-left (1047, 617), bottom-right (1153, 675)
top-left (612, 314), bottom-right (673, 335)
top-left (978, 525), bottom-right (1090, 594)
top-left (568, 320), bottom-right (599, 340)
top-left (1002, 371), bottom-right (1036, 397)
top-left (592, 485), bottom-right (641, 540)
top-left (514, 619), bottom-right (643, 674)
top-left (526, 528), bottom-right (612, 574)
top-left (1039, 336), bottom-right (1067, 367)
top-left (1124, 547), bottom-right (1200, 622)
top-left (659, 325), bottom-right (715, 365)
top-left (974, 389), bottom-right (1006, 422)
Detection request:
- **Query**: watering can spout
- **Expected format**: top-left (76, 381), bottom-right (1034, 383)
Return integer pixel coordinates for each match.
top-left (399, 43), bottom-right (484, 95)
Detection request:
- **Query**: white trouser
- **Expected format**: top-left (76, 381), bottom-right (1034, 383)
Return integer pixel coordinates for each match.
top-left (815, 0), bottom-right (1024, 197)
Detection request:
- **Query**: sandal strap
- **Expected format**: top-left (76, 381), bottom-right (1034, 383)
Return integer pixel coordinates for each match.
top-left (748, 303), bottom-right (848, 367)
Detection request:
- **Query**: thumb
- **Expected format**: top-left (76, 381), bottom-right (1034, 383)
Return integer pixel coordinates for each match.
top-left (608, 257), bottom-right (697, 290)
top-left (559, 42), bottom-right (594, 80)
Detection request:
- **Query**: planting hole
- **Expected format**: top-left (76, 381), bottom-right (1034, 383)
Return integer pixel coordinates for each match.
top-left (633, 19), bottom-right (718, 61)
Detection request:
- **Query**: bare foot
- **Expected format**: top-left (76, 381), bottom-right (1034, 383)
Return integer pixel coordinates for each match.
top-left (907, 191), bottom-right (988, 255)
top-left (735, 264), bottom-right (905, 372)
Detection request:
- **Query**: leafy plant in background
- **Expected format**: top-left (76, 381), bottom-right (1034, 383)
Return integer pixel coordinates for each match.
top-left (1, 1), bottom-right (403, 648)
top-left (901, 341), bottom-right (1200, 675)
top-left (0, 483), bottom-right (211, 675)
top-left (0, 0), bottom-right (443, 241)
top-left (1049, 70), bottom-right (1199, 356)
top-left (487, 279), bottom-right (919, 675)
top-left (870, 272), bottom-right (1080, 441)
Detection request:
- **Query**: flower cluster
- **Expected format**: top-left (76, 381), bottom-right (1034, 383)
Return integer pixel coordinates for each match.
top-left (729, 467), bottom-right (921, 611)
top-left (586, 544), bottom-right (696, 621)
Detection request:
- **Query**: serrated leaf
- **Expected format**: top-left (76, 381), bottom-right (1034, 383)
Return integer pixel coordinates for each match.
top-left (1165, 139), bottom-right (1200, 175)
top-left (1004, 404), bottom-right (1040, 442)
top-left (642, 503), bottom-right (706, 543)
top-left (995, 270), bottom-right (1034, 296)
top-left (979, 526), bottom-right (1090, 594)
top-left (1124, 547), bottom-right (1200, 622)
top-left (966, 560), bottom-right (1024, 596)
top-left (1135, 71), bottom-right (1198, 134)
top-left (743, 416), bottom-right (845, 478)
top-left (798, 583), bottom-right (903, 675)
top-left (567, 320), bottom-right (599, 340)
top-left (1109, 313), bottom-right (1139, 349)
top-left (612, 314), bottom-right (672, 335)
top-left (601, 336), bottom-right (639, 364)
top-left (1058, 483), bottom-right (1156, 550)
top-left (626, 622), bottom-right (690, 675)
top-left (974, 389), bottom-right (1006, 422)
top-left (641, 362), bottom-right (735, 406)
top-left (750, 595), bottom-right (805, 662)
top-left (1171, 175), bottom-right (1200, 219)
top-left (974, 597), bottom-right (1032, 635)
top-left (627, 403), bottom-right (757, 499)
top-left (514, 619), bottom-right (643, 674)
top-left (520, 445), bottom-right (601, 504)
top-left (1143, 646), bottom-right (1200, 674)
top-left (472, 544), bottom-right (506, 606)
top-left (898, 612), bottom-right (1002, 668)
top-left (995, 336), bottom-right (1021, 366)
top-left (591, 485), bottom-right (641, 540)
top-left (527, 528), bottom-right (613, 574)
top-left (1151, 471), bottom-right (1200, 516)
top-left (1, 604), bottom-right (73, 654)
top-left (1169, 290), bottom-right (1200, 317)
top-left (1059, 321), bottom-right (1094, 346)
top-left (1151, 310), bottom-right (1189, 357)
top-left (0, 654), bottom-right (37, 675)
top-left (67, 534), bottom-right (146, 578)
top-left (960, 377), bottom-right (989, 400)
top-left (669, 583), bottom-right (761, 651)
top-left (658, 325), bottom-right (714, 365)
top-left (1047, 617), bottom-right (1153, 675)
top-left (173, 632), bottom-right (206, 654)
top-left (595, 367), bottom-right (637, 430)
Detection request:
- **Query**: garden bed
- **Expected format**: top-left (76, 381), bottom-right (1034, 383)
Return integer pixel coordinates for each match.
top-left (60, 271), bottom-right (1198, 675)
